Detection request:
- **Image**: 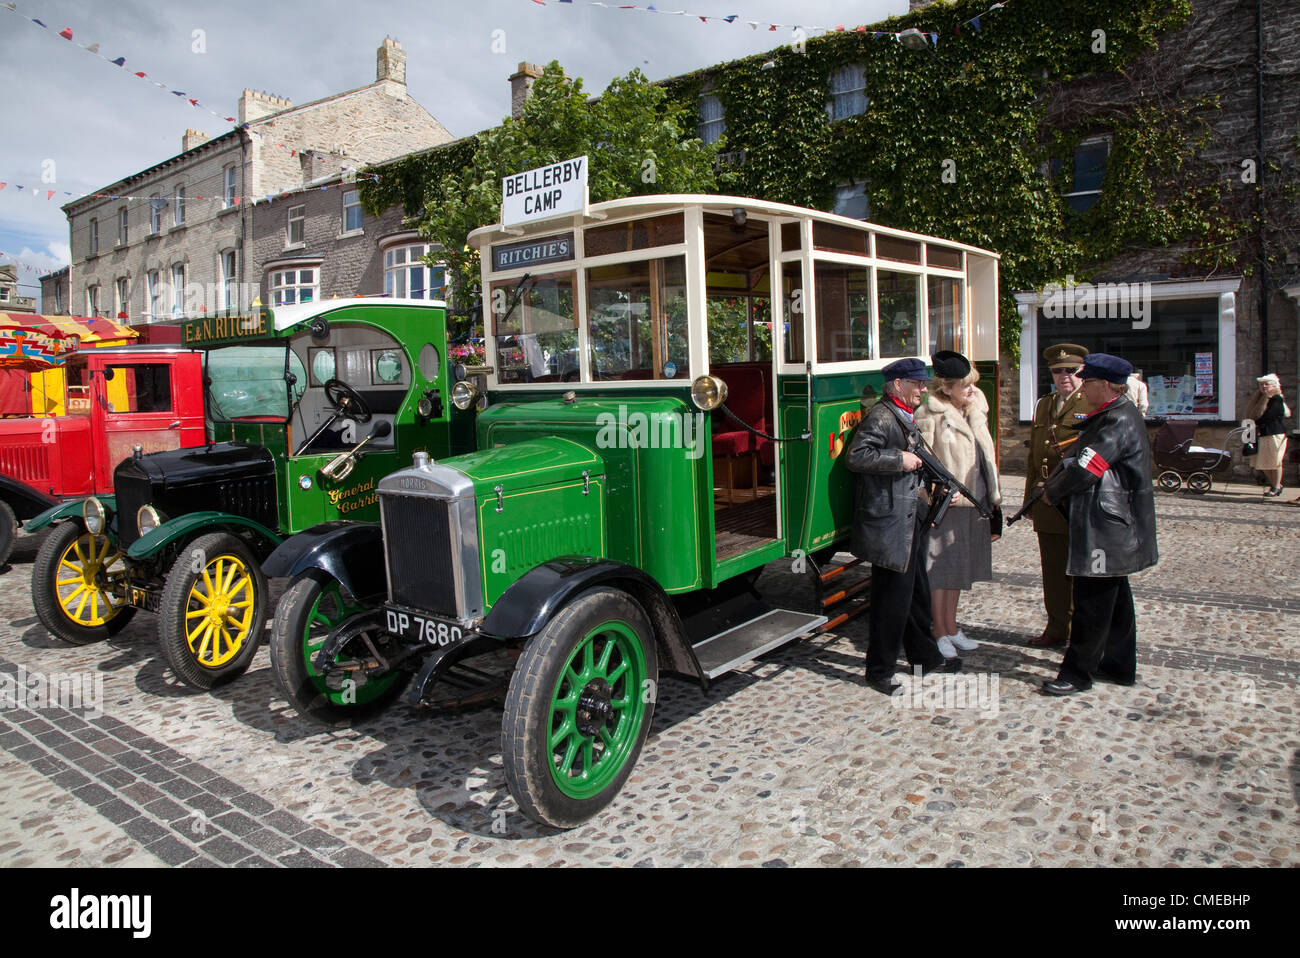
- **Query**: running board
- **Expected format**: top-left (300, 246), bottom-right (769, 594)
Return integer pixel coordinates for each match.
top-left (693, 609), bottom-right (828, 679)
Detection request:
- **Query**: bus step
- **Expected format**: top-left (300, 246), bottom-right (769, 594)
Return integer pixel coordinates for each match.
top-left (819, 596), bottom-right (870, 633)
top-left (813, 552), bottom-right (873, 632)
top-left (694, 609), bottom-right (828, 679)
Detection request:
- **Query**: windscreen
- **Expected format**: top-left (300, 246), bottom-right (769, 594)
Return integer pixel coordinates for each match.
top-left (205, 345), bottom-right (306, 421)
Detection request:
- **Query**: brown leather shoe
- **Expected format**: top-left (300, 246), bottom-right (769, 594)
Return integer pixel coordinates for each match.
top-left (1028, 630), bottom-right (1067, 648)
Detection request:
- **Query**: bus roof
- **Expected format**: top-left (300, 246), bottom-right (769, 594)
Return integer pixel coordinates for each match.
top-left (468, 194), bottom-right (1001, 260)
top-left (269, 297), bottom-right (448, 332)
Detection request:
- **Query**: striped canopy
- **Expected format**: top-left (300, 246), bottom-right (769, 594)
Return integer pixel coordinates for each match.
top-left (0, 314), bottom-right (139, 346)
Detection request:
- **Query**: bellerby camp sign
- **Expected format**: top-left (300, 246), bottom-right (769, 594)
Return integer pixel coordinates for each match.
top-left (502, 156), bottom-right (588, 227)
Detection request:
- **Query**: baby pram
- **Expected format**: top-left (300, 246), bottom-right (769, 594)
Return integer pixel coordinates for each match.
top-left (1152, 419), bottom-right (1242, 493)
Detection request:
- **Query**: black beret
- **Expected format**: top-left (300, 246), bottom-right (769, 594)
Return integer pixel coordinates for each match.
top-left (931, 350), bottom-right (971, 380)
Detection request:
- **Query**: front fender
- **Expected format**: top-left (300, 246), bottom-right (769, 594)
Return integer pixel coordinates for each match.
top-left (127, 511), bottom-right (282, 561)
top-left (24, 495), bottom-right (117, 534)
top-left (262, 521), bottom-right (384, 602)
top-left (0, 475), bottom-right (58, 523)
top-left (480, 557), bottom-right (704, 685)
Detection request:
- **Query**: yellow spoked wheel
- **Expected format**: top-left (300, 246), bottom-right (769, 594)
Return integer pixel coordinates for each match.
top-left (183, 553), bottom-right (256, 667)
top-left (57, 532), bottom-right (127, 626)
top-left (160, 532), bottom-right (268, 690)
top-left (32, 521), bottom-right (136, 645)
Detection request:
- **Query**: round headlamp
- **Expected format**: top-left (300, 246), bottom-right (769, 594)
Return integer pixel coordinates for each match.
top-left (417, 396), bottom-right (435, 418)
top-left (82, 497), bottom-right (106, 535)
top-left (690, 375), bottom-right (729, 412)
top-left (451, 380), bottom-right (479, 411)
top-left (137, 505), bottom-right (163, 536)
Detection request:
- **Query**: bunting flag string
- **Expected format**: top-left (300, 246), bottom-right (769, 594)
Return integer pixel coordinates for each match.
top-left (528, 0), bottom-right (1009, 44)
top-left (1, 2), bottom-right (359, 166)
top-left (0, 254), bottom-right (65, 275)
top-left (0, 174), bottom-right (381, 209)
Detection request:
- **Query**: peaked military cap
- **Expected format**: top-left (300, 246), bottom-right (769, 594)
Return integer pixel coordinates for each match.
top-left (1044, 343), bottom-right (1088, 370)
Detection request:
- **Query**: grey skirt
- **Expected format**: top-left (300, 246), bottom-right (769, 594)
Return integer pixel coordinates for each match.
top-left (925, 506), bottom-right (992, 590)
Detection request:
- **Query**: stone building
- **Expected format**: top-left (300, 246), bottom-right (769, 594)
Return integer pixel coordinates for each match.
top-left (0, 265), bottom-right (37, 313)
top-left (37, 266), bottom-right (70, 315)
top-left (60, 37), bottom-right (451, 326)
top-left (248, 172), bottom-right (446, 308)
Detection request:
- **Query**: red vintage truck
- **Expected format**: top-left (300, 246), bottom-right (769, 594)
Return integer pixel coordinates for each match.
top-left (0, 345), bottom-right (204, 567)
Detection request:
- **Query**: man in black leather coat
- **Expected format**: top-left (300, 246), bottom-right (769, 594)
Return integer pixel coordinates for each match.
top-left (846, 358), bottom-right (956, 695)
top-left (1041, 353), bottom-right (1158, 695)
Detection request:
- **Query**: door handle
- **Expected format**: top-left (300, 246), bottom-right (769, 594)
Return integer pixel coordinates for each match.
top-left (168, 420), bottom-right (181, 428)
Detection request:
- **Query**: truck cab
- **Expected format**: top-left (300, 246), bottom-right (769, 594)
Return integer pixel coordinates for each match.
top-left (0, 345), bottom-right (204, 566)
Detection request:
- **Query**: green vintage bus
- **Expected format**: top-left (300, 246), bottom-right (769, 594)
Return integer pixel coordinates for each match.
top-left (269, 196), bottom-right (1000, 827)
top-left (29, 299), bottom-right (474, 690)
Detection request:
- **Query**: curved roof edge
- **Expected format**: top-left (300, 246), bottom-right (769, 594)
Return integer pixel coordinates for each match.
top-left (468, 194), bottom-right (1001, 260)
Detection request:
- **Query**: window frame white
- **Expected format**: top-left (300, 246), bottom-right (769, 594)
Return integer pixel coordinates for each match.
top-left (115, 277), bottom-right (129, 319)
top-left (220, 249), bottom-right (238, 311)
top-left (170, 264), bottom-right (185, 317)
top-left (150, 195), bottom-right (163, 234)
top-left (146, 270), bottom-right (161, 322)
top-left (89, 217), bottom-right (99, 255)
top-left (174, 185), bottom-right (186, 227)
top-left (342, 190), bottom-right (363, 234)
top-left (118, 206), bottom-right (129, 246)
top-left (223, 166), bottom-right (238, 208)
top-left (267, 265), bottom-right (319, 306)
top-left (287, 205), bottom-right (306, 246)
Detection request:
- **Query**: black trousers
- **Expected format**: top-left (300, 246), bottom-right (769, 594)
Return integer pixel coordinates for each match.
top-left (866, 520), bottom-right (945, 682)
top-left (1058, 575), bottom-right (1137, 687)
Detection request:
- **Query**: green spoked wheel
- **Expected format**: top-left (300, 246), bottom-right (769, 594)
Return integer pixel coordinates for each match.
top-left (159, 532), bottom-right (268, 689)
top-left (502, 587), bottom-right (658, 829)
top-left (269, 573), bottom-right (409, 725)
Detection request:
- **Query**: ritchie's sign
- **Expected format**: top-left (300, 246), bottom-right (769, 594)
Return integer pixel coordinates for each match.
top-left (501, 155), bottom-right (588, 227)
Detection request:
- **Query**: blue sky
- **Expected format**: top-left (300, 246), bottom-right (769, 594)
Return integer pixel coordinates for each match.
top-left (1, 0), bottom-right (909, 309)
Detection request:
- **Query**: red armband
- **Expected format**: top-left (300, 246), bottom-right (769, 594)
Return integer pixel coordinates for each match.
top-left (1077, 446), bottom-right (1109, 476)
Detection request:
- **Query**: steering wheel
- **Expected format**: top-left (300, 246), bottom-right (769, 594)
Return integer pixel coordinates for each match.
top-left (323, 378), bottom-right (372, 424)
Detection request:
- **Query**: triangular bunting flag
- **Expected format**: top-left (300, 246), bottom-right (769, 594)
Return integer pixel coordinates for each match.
top-left (32, 18), bottom-right (47, 28)
top-left (59, 27), bottom-right (72, 40)
top-left (111, 57), bottom-right (125, 66)
top-left (47, 190), bottom-right (55, 200)
top-left (87, 42), bottom-right (99, 53)
top-left (971, 16), bottom-right (981, 31)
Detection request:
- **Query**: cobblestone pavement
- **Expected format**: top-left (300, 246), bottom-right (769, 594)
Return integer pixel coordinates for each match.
top-left (1, 478), bottom-right (1296, 867)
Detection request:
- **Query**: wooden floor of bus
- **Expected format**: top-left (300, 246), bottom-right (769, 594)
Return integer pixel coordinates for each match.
top-left (714, 491), bottom-right (778, 561)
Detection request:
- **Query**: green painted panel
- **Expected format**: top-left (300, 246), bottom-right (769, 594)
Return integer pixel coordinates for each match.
top-left (477, 477), bottom-right (606, 611)
top-left (474, 396), bottom-right (707, 593)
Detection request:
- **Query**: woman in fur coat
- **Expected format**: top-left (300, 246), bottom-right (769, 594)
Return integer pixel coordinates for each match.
top-left (915, 351), bottom-right (1003, 659)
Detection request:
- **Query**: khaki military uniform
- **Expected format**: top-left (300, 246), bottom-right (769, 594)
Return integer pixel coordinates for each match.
top-left (1025, 386), bottom-right (1091, 640)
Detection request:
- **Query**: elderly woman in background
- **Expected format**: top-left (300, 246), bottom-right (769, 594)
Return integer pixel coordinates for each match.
top-left (915, 351), bottom-right (1002, 659)
top-left (1245, 373), bottom-right (1290, 497)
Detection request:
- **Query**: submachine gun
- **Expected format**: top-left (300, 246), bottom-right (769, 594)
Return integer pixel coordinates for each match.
top-left (884, 402), bottom-right (992, 530)
top-left (1006, 435), bottom-right (1079, 527)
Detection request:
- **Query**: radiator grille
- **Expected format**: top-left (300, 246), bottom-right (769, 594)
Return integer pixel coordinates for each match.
top-left (112, 471), bottom-right (152, 549)
top-left (0, 443), bottom-right (50, 484)
top-left (383, 494), bottom-right (458, 616)
top-left (217, 476), bottom-right (277, 529)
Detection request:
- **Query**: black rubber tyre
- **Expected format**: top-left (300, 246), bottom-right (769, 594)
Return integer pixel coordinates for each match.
top-left (269, 573), bottom-right (410, 726)
top-left (1157, 471), bottom-right (1182, 493)
top-left (31, 521), bottom-right (136, 644)
top-left (501, 587), bottom-right (657, 829)
top-left (1187, 472), bottom-right (1212, 494)
top-left (0, 500), bottom-right (16, 568)
top-left (159, 532), bottom-right (268, 689)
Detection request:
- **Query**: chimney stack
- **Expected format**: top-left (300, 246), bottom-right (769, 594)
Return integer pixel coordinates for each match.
top-left (182, 129), bottom-right (210, 151)
top-left (238, 89), bottom-right (293, 125)
top-left (377, 36), bottom-right (407, 87)
top-left (509, 61), bottom-right (544, 120)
